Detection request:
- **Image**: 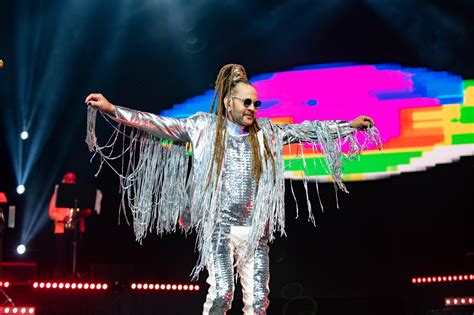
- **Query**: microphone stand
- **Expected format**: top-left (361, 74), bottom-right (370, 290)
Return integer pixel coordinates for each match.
top-left (0, 288), bottom-right (14, 306)
top-left (70, 199), bottom-right (81, 279)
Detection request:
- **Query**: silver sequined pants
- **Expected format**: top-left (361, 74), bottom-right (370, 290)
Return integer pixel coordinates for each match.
top-left (203, 226), bottom-right (270, 315)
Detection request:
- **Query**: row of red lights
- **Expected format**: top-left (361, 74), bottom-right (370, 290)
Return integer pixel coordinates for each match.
top-left (33, 282), bottom-right (108, 290)
top-left (131, 283), bottom-right (200, 291)
top-left (445, 297), bottom-right (474, 306)
top-left (412, 274), bottom-right (474, 284)
top-left (0, 307), bottom-right (35, 314)
top-left (0, 282), bottom-right (10, 288)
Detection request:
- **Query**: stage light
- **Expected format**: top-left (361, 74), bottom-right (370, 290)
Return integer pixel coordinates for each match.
top-left (16, 185), bottom-right (25, 195)
top-left (16, 244), bottom-right (26, 255)
top-left (20, 131), bottom-right (29, 140)
top-left (412, 274), bottom-right (474, 285)
top-left (130, 282), bottom-right (198, 292)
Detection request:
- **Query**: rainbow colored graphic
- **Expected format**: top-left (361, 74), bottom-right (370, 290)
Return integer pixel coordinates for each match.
top-left (161, 63), bottom-right (474, 181)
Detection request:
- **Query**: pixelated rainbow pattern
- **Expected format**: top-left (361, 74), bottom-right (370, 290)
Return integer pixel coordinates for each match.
top-left (161, 63), bottom-right (474, 181)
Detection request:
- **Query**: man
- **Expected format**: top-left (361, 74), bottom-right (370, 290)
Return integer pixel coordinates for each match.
top-left (48, 172), bottom-right (92, 278)
top-left (85, 64), bottom-right (379, 314)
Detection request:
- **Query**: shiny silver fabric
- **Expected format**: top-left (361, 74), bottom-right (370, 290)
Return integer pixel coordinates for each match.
top-left (86, 105), bottom-right (382, 281)
top-left (204, 226), bottom-right (269, 315)
top-left (221, 132), bottom-right (255, 227)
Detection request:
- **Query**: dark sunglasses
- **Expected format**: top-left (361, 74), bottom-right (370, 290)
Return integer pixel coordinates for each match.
top-left (230, 96), bottom-right (262, 108)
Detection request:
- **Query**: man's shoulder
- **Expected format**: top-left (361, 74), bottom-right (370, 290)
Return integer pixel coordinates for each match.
top-left (186, 112), bottom-right (216, 123)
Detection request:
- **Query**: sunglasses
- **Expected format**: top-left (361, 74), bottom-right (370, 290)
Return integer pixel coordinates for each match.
top-left (230, 96), bottom-right (262, 108)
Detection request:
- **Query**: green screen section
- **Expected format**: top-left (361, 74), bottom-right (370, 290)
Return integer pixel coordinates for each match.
top-left (463, 80), bottom-right (474, 89)
top-left (460, 106), bottom-right (474, 123)
top-left (284, 151), bottom-right (423, 176)
top-left (452, 134), bottom-right (474, 145)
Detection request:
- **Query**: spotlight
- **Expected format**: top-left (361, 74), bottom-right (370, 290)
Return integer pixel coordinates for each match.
top-left (17, 244), bottom-right (26, 255)
top-left (16, 185), bottom-right (25, 194)
top-left (20, 131), bottom-right (29, 140)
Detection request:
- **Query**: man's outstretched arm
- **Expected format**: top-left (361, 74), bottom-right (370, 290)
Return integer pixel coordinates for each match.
top-left (85, 93), bottom-right (191, 142)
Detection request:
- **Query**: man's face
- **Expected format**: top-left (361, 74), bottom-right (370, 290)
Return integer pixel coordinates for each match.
top-left (225, 83), bottom-right (258, 128)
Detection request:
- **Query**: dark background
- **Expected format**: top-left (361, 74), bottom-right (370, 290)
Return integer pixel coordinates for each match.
top-left (1, 0), bottom-right (473, 314)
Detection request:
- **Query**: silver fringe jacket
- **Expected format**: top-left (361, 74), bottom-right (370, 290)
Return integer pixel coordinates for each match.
top-left (86, 106), bottom-right (382, 279)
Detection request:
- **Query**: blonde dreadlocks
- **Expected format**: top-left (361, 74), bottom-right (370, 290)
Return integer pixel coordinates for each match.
top-left (207, 64), bottom-right (274, 188)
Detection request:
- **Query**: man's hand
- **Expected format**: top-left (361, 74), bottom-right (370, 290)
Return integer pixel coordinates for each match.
top-left (85, 93), bottom-right (116, 115)
top-left (349, 115), bottom-right (375, 130)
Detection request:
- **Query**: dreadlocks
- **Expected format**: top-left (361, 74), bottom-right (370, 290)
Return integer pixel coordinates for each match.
top-left (207, 64), bottom-right (274, 188)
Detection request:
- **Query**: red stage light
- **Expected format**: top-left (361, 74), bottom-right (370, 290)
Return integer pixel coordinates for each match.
top-left (178, 285), bottom-right (182, 290)
top-left (166, 284), bottom-right (171, 290)
top-left (445, 296), bottom-right (474, 306)
top-left (154, 284), bottom-right (159, 290)
top-left (77, 283), bottom-right (83, 289)
top-left (96, 284), bottom-right (102, 289)
top-left (183, 285), bottom-right (188, 290)
top-left (102, 284), bottom-right (108, 290)
top-left (171, 284), bottom-right (177, 290)
top-left (59, 283), bottom-right (64, 289)
top-left (33, 282), bottom-right (38, 288)
top-left (52, 283), bottom-right (57, 289)
top-left (39, 283), bottom-right (44, 288)
top-left (65, 283), bottom-right (70, 289)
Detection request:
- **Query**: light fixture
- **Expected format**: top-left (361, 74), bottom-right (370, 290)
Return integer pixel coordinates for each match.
top-left (16, 185), bottom-right (25, 194)
top-left (17, 244), bottom-right (26, 255)
top-left (20, 131), bottom-right (29, 140)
